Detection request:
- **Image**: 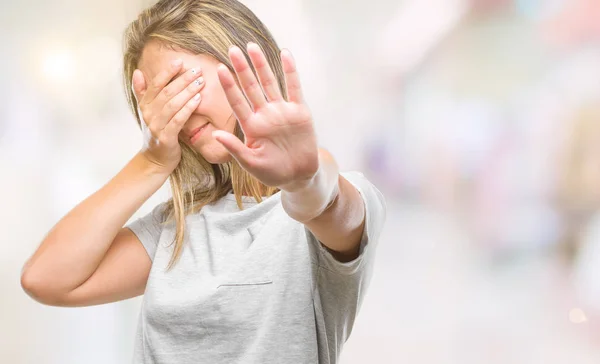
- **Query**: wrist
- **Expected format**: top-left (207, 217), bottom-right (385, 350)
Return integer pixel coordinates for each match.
top-left (135, 151), bottom-right (174, 178)
top-left (281, 151), bottom-right (340, 222)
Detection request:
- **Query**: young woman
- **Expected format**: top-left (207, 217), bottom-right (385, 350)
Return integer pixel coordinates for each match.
top-left (21, 0), bottom-right (386, 363)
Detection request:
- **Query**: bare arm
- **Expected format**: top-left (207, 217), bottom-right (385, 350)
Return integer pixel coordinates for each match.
top-left (208, 46), bottom-right (366, 262)
top-left (21, 152), bottom-right (170, 306)
top-left (303, 173), bottom-right (365, 262)
top-left (300, 150), bottom-right (365, 262)
top-left (21, 52), bottom-right (206, 306)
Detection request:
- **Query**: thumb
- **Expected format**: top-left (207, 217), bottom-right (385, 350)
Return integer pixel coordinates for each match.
top-left (212, 130), bottom-right (255, 169)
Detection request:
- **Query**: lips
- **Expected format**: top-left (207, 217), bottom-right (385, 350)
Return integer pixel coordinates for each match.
top-left (188, 124), bottom-right (208, 143)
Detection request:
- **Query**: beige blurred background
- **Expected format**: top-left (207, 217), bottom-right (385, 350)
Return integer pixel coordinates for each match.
top-left (3, 0), bottom-right (600, 362)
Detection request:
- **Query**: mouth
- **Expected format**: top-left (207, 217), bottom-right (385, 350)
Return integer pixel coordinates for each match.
top-left (189, 124), bottom-right (209, 143)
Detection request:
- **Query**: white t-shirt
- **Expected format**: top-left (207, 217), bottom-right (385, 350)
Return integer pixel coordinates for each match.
top-left (126, 171), bottom-right (386, 364)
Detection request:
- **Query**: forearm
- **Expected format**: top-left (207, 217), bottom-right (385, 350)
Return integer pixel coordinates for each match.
top-left (304, 175), bottom-right (365, 260)
top-left (281, 149), bottom-right (366, 261)
top-left (22, 152), bottom-right (169, 294)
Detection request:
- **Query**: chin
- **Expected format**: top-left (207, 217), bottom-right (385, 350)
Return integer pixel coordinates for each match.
top-left (197, 144), bottom-right (233, 165)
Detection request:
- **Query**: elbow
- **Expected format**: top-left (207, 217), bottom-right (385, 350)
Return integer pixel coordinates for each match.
top-left (20, 268), bottom-right (47, 304)
top-left (20, 268), bottom-right (66, 306)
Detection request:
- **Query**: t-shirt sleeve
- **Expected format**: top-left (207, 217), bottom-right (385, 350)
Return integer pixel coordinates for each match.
top-left (311, 171), bottom-right (387, 274)
top-left (304, 171), bottom-right (387, 358)
top-left (125, 202), bottom-right (167, 261)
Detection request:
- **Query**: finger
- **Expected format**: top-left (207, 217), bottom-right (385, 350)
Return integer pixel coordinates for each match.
top-left (155, 66), bottom-right (203, 107)
top-left (212, 130), bottom-right (256, 170)
top-left (281, 49), bottom-right (304, 104)
top-left (217, 63), bottom-right (253, 126)
top-left (157, 71), bottom-right (205, 125)
top-left (145, 58), bottom-right (183, 102)
top-left (163, 93), bottom-right (202, 140)
top-left (228, 45), bottom-right (267, 109)
top-left (247, 42), bottom-right (282, 102)
top-left (131, 69), bottom-right (147, 101)
top-left (132, 70), bottom-right (150, 129)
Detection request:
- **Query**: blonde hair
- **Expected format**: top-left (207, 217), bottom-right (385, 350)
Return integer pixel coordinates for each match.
top-left (123, 0), bottom-right (284, 269)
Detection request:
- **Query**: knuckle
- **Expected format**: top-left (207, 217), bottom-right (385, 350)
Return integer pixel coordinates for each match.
top-left (246, 80), bottom-right (258, 89)
top-left (158, 134), bottom-right (170, 146)
top-left (170, 114), bottom-right (183, 125)
top-left (187, 81), bottom-right (199, 92)
top-left (172, 109), bottom-right (188, 124)
top-left (164, 99), bottom-right (177, 112)
top-left (185, 99), bottom-right (198, 110)
top-left (162, 87), bottom-right (174, 99)
top-left (148, 124), bottom-right (161, 136)
top-left (142, 110), bottom-right (153, 124)
top-left (230, 98), bottom-right (244, 109)
top-left (185, 69), bottom-right (198, 81)
top-left (175, 108), bottom-right (193, 123)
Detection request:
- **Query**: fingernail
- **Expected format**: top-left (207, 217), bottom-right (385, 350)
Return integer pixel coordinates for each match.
top-left (190, 68), bottom-right (201, 75)
top-left (194, 77), bottom-right (204, 86)
top-left (193, 93), bottom-right (201, 101)
top-left (172, 59), bottom-right (183, 68)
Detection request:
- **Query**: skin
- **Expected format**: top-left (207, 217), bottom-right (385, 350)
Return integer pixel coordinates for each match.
top-left (136, 40), bottom-right (366, 261)
top-left (20, 40), bottom-right (366, 309)
top-left (136, 40), bottom-right (237, 164)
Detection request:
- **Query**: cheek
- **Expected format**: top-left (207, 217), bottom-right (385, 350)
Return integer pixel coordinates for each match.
top-left (195, 82), bottom-right (235, 131)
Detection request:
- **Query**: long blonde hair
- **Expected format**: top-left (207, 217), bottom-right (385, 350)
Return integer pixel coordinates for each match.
top-left (122, 0), bottom-right (284, 269)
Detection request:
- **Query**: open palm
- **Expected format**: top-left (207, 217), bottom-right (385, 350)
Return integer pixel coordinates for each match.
top-left (212, 44), bottom-right (319, 189)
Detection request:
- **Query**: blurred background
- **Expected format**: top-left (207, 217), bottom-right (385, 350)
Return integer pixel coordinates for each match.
top-left (2, 0), bottom-right (600, 362)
